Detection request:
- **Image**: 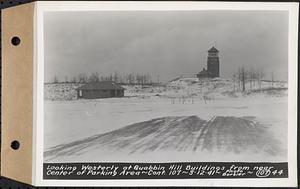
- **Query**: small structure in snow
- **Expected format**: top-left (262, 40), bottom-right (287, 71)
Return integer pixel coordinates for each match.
top-left (196, 68), bottom-right (214, 78)
top-left (76, 81), bottom-right (125, 99)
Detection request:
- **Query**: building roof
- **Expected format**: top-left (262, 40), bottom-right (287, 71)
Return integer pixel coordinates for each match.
top-left (197, 69), bottom-right (210, 75)
top-left (208, 46), bottom-right (219, 53)
top-left (196, 69), bottom-right (214, 77)
top-left (76, 81), bottom-right (125, 91)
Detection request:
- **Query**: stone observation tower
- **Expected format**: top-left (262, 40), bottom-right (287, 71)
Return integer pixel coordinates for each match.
top-left (207, 46), bottom-right (220, 77)
top-left (196, 46), bottom-right (220, 78)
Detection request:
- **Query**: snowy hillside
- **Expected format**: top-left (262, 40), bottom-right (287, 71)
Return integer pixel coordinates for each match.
top-left (44, 83), bottom-right (83, 101)
top-left (44, 77), bottom-right (288, 163)
top-left (44, 115), bottom-right (284, 163)
top-left (44, 77), bottom-right (288, 101)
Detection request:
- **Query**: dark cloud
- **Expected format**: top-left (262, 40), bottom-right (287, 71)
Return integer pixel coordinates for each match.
top-left (44, 11), bottom-right (288, 82)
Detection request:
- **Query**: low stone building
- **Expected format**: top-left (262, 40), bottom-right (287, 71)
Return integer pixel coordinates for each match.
top-left (76, 81), bottom-right (125, 99)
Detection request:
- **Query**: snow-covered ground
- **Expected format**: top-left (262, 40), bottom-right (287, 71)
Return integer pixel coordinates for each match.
top-left (44, 83), bottom-right (82, 101)
top-left (45, 114), bottom-right (286, 163)
top-left (44, 77), bottom-right (287, 101)
top-left (44, 77), bottom-right (288, 162)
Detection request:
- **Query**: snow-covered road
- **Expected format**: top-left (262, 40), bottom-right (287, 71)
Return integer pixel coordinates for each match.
top-left (44, 95), bottom-right (287, 155)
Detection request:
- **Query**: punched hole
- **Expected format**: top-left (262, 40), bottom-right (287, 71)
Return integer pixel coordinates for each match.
top-left (11, 36), bottom-right (21, 46)
top-left (11, 140), bottom-right (20, 150)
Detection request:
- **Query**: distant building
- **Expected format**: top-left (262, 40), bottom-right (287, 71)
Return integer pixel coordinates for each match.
top-left (76, 81), bottom-right (125, 99)
top-left (196, 46), bottom-right (220, 78)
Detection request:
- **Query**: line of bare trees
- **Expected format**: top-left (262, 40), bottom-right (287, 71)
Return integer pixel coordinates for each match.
top-left (51, 72), bottom-right (159, 85)
top-left (231, 67), bottom-right (267, 92)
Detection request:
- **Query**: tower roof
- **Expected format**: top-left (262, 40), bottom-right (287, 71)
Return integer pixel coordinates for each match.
top-left (208, 46), bottom-right (219, 53)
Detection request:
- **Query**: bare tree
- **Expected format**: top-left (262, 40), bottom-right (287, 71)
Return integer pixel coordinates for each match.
top-left (146, 73), bottom-right (152, 84)
top-left (88, 72), bottom-right (100, 82)
top-left (242, 67), bottom-right (246, 92)
top-left (238, 68), bottom-right (242, 91)
top-left (77, 73), bottom-right (88, 83)
top-left (119, 73), bottom-right (124, 84)
top-left (237, 67), bottom-right (247, 92)
top-left (248, 68), bottom-right (257, 91)
top-left (232, 67), bottom-right (264, 92)
top-left (71, 76), bottom-right (77, 83)
top-left (64, 76), bottom-right (69, 83)
top-left (113, 72), bottom-right (119, 83)
top-left (259, 72), bottom-right (262, 91)
top-left (127, 73), bottom-right (135, 84)
top-left (108, 73), bottom-right (113, 81)
top-left (271, 72), bottom-right (275, 88)
top-left (256, 68), bottom-right (265, 91)
top-left (53, 75), bottom-right (59, 84)
top-left (100, 76), bottom-right (106, 81)
top-left (136, 74), bottom-right (142, 85)
top-left (231, 72), bottom-right (238, 92)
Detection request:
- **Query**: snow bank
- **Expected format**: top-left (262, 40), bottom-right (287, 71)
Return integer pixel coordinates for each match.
top-left (44, 83), bottom-right (83, 101)
top-left (44, 77), bottom-right (288, 101)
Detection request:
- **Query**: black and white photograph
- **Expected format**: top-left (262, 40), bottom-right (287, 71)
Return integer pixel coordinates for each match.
top-left (44, 10), bottom-right (289, 162)
top-left (38, 2), bottom-right (297, 185)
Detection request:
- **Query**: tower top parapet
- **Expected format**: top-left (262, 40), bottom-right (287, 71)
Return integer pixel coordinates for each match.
top-left (208, 46), bottom-right (219, 53)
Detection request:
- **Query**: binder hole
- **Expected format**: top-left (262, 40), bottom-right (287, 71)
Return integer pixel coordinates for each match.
top-left (11, 36), bottom-right (21, 46)
top-left (11, 140), bottom-right (20, 150)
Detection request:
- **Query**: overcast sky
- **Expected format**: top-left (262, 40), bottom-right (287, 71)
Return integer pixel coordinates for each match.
top-left (44, 11), bottom-right (288, 83)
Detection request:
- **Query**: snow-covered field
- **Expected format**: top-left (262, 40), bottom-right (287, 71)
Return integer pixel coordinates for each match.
top-left (44, 77), bottom-right (287, 101)
top-left (44, 78), bottom-right (288, 162)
